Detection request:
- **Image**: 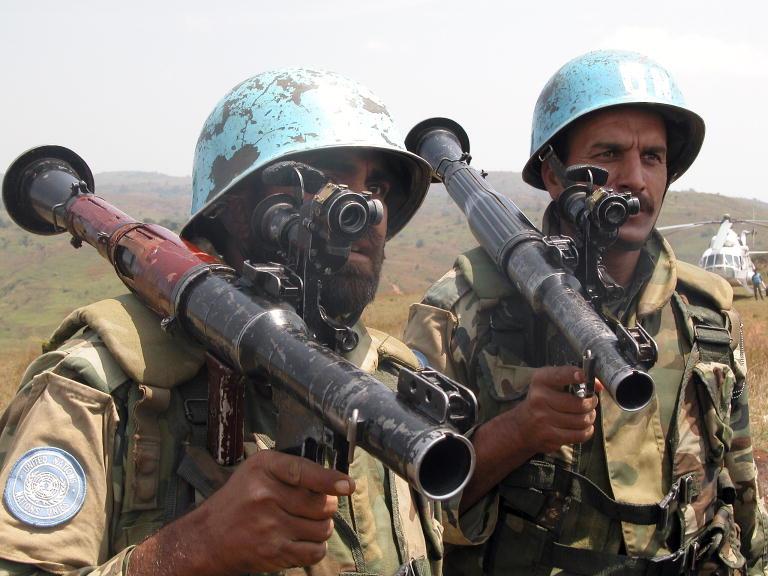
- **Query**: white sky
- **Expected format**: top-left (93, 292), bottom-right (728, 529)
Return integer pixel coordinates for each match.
top-left (1, 0), bottom-right (766, 201)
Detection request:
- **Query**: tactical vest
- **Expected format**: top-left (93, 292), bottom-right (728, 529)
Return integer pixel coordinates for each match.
top-left (0, 294), bottom-right (443, 576)
top-left (430, 246), bottom-right (748, 576)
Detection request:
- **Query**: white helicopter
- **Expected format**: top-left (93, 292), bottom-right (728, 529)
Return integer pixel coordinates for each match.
top-left (658, 215), bottom-right (768, 296)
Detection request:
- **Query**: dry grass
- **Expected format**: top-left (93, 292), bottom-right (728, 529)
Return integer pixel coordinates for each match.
top-left (737, 299), bottom-right (768, 448)
top-left (0, 346), bottom-right (39, 410)
top-left (361, 292), bottom-right (419, 338)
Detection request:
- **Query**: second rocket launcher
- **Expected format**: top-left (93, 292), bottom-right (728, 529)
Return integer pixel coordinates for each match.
top-left (405, 118), bottom-right (654, 412)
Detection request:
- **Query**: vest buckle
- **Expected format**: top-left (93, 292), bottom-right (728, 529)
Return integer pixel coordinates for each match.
top-left (657, 474), bottom-right (694, 532)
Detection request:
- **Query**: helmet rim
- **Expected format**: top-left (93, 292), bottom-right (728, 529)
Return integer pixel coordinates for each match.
top-left (181, 143), bottom-right (432, 242)
top-left (183, 68), bottom-right (432, 244)
top-left (522, 50), bottom-right (705, 190)
top-left (522, 101), bottom-right (705, 190)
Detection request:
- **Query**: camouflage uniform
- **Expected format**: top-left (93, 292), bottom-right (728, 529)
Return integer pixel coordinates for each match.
top-left (404, 215), bottom-right (768, 575)
top-left (0, 294), bottom-right (443, 575)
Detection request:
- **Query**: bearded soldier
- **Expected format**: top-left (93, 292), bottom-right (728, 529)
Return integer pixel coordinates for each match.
top-left (405, 50), bottom-right (768, 575)
top-left (0, 69), bottom-right (444, 575)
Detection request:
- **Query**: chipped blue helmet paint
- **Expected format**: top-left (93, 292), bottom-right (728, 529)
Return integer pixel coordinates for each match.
top-left (522, 50), bottom-right (705, 190)
top-left (182, 69), bottom-right (432, 241)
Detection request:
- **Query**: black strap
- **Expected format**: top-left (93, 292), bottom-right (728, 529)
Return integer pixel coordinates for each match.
top-left (677, 299), bottom-right (732, 364)
top-left (692, 323), bottom-right (731, 364)
top-left (540, 145), bottom-right (570, 186)
top-left (503, 460), bottom-right (691, 528)
top-left (547, 540), bottom-right (693, 576)
top-left (177, 372), bottom-right (209, 447)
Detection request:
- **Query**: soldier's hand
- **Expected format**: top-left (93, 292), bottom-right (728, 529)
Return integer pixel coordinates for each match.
top-left (517, 366), bottom-right (602, 454)
top-left (460, 365), bottom-right (603, 512)
top-left (128, 450), bottom-right (354, 576)
top-left (203, 450), bottom-right (353, 573)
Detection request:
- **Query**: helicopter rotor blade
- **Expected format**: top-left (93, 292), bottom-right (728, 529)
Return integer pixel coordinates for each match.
top-left (734, 220), bottom-right (768, 231)
top-left (656, 220), bottom-right (721, 234)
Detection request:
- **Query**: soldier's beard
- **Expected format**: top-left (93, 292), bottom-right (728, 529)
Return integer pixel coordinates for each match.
top-left (320, 246), bottom-right (385, 320)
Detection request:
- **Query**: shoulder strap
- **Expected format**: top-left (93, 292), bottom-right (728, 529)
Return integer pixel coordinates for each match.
top-left (45, 294), bottom-right (206, 389)
top-left (19, 330), bottom-right (131, 395)
top-left (676, 260), bottom-right (733, 311)
top-left (672, 291), bottom-right (734, 366)
top-left (368, 328), bottom-right (421, 370)
top-left (454, 246), bottom-right (514, 301)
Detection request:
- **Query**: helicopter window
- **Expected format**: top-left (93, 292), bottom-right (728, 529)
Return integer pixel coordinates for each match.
top-left (725, 255), bottom-right (734, 266)
top-left (703, 255), bottom-right (713, 268)
top-left (714, 254), bottom-right (724, 266)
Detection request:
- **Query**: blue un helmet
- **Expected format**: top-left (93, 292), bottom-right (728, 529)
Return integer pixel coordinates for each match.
top-left (522, 50), bottom-right (705, 190)
top-left (182, 69), bottom-right (432, 243)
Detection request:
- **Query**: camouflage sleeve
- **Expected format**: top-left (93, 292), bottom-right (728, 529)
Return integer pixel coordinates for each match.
top-left (0, 354), bottom-right (127, 575)
top-left (441, 329), bottom-right (536, 546)
top-left (0, 547), bottom-right (134, 575)
top-left (404, 268), bottom-right (470, 381)
top-left (405, 268), bottom-right (513, 546)
top-left (727, 383), bottom-right (768, 574)
top-left (441, 487), bottom-right (500, 545)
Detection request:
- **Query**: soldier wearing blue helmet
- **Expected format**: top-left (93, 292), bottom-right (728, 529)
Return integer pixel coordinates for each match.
top-left (183, 68), bottom-right (431, 320)
top-left (405, 50), bottom-right (768, 574)
top-left (0, 70), bottom-right (443, 575)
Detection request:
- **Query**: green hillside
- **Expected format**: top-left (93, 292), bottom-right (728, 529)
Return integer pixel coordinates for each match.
top-left (2, 170), bottom-right (767, 353)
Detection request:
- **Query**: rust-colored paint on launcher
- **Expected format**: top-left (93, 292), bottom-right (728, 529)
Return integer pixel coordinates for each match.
top-left (64, 193), bottom-right (221, 319)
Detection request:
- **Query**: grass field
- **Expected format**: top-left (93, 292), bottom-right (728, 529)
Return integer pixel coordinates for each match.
top-left (737, 298), bottom-right (768, 448)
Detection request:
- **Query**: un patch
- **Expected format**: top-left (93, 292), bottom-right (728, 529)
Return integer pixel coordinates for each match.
top-left (3, 447), bottom-right (87, 527)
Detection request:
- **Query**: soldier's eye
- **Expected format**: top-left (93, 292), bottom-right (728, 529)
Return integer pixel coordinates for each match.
top-left (367, 182), bottom-right (391, 198)
top-left (643, 152), bottom-right (664, 164)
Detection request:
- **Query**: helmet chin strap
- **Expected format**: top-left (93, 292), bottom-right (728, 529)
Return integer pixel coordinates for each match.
top-left (539, 145), bottom-right (569, 189)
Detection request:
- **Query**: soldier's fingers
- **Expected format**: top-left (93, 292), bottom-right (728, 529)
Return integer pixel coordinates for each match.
top-left (262, 451), bottom-right (355, 495)
top-left (531, 366), bottom-right (586, 390)
top-left (279, 489), bottom-right (338, 520)
top-left (594, 379), bottom-right (605, 394)
top-left (546, 391), bottom-right (599, 414)
top-left (284, 515), bottom-right (335, 544)
top-left (547, 409), bottom-right (597, 431)
top-left (281, 540), bottom-right (329, 569)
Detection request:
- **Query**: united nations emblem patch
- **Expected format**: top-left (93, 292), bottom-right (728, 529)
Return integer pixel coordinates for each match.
top-left (3, 447), bottom-right (87, 527)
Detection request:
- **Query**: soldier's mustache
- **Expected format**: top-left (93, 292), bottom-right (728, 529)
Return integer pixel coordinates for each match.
top-left (628, 190), bottom-right (655, 215)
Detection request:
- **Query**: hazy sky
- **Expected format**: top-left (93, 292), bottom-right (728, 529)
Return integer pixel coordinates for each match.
top-left (2, 0), bottom-right (766, 202)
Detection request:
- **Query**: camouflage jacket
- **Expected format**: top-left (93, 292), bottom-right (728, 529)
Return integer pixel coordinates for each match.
top-left (404, 228), bottom-right (768, 576)
top-left (0, 294), bottom-right (443, 576)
